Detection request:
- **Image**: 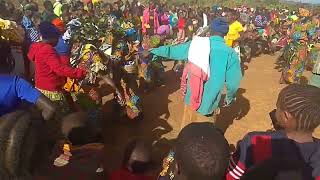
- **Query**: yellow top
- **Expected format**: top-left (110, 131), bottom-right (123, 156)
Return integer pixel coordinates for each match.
top-left (225, 21), bottom-right (244, 47)
top-left (53, 2), bottom-right (63, 17)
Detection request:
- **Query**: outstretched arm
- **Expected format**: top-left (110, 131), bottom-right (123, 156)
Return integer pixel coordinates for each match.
top-left (150, 41), bottom-right (191, 61)
top-left (15, 76), bottom-right (56, 121)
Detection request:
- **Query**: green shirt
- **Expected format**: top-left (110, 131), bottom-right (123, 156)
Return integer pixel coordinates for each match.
top-left (151, 36), bottom-right (242, 115)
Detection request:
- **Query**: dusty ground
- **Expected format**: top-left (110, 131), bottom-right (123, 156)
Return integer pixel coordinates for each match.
top-left (101, 53), bottom-right (320, 173)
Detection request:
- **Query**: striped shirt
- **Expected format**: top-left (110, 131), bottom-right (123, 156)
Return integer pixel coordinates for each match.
top-left (22, 16), bottom-right (40, 43)
top-left (226, 131), bottom-right (320, 180)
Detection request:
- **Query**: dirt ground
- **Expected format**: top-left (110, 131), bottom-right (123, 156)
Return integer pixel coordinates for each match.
top-left (100, 53), bottom-right (320, 172)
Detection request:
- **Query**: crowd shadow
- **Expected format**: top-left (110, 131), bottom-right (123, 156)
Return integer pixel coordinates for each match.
top-left (99, 69), bottom-right (179, 171)
top-left (215, 88), bottom-right (250, 133)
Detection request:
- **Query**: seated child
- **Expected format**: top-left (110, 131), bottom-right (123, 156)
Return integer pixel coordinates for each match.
top-left (158, 122), bottom-right (230, 180)
top-left (109, 139), bottom-right (154, 180)
top-left (227, 84), bottom-right (320, 180)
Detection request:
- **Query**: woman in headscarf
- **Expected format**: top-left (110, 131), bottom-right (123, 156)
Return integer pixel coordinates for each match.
top-left (280, 25), bottom-right (309, 84)
top-left (28, 22), bottom-right (86, 116)
top-left (142, 1), bottom-right (159, 36)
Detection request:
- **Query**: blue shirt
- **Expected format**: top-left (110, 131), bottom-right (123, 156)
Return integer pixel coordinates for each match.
top-left (151, 36), bottom-right (242, 115)
top-left (0, 75), bottom-right (41, 116)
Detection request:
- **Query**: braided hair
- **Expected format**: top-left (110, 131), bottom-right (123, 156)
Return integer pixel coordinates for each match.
top-left (277, 84), bottom-right (320, 132)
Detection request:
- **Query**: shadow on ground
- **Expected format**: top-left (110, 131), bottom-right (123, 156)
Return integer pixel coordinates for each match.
top-left (215, 88), bottom-right (250, 133)
top-left (101, 70), bottom-right (179, 172)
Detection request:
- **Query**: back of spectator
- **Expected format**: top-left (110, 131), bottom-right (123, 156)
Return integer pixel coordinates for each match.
top-left (158, 122), bottom-right (230, 180)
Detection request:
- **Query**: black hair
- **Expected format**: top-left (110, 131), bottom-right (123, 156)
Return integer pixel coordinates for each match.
top-left (0, 40), bottom-right (15, 74)
top-left (61, 3), bottom-right (70, 13)
top-left (277, 84), bottom-right (320, 132)
top-left (122, 139), bottom-right (152, 174)
top-left (175, 122), bottom-right (230, 180)
top-left (43, 0), bottom-right (53, 11)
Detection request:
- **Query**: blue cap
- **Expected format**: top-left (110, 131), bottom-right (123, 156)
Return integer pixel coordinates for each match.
top-left (211, 17), bottom-right (229, 35)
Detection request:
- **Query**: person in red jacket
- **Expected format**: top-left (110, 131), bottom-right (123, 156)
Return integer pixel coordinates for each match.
top-left (28, 22), bottom-right (86, 116)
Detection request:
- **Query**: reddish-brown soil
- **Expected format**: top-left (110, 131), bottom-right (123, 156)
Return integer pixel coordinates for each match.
top-left (101, 53), bottom-right (320, 173)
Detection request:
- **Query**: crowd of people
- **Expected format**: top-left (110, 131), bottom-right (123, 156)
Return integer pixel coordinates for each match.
top-left (0, 0), bottom-right (320, 179)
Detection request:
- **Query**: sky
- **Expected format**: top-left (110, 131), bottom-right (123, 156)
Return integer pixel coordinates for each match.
top-left (289, 0), bottom-right (320, 4)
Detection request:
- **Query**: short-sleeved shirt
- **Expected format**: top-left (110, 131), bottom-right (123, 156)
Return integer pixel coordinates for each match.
top-left (0, 75), bottom-right (41, 116)
top-left (225, 20), bottom-right (244, 47)
top-left (226, 131), bottom-right (320, 180)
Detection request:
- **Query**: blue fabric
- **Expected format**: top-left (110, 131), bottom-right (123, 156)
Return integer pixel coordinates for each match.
top-left (55, 37), bottom-right (71, 55)
top-left (211, 17), bottom-right (229, 35)
top-left (0, 75), bottom-right (41, 116)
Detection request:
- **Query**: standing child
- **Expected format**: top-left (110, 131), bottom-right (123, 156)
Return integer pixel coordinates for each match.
top-left (177, 10), bottom-right (186, 43)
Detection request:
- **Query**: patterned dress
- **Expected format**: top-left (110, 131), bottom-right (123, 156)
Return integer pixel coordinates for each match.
top-left (281, 32), bottom-right (308, 84)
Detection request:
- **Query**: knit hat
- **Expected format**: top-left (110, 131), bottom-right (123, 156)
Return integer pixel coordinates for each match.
top-left (211, 17), bottom-right (229, 35)
top-left (51, 17), bottom-right (65, 33)
top-left (39, 22), bottom-right (61, 39)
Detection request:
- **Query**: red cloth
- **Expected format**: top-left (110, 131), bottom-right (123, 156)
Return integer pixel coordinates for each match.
top-left (177, 18), bottom-right (185, 30)
top-left (109, 169), bottom-right (153, 180)
top-left (59, 55), bottom-right (71, 66)
top-left (181, 62), bottom-right (208, 111)
top-left (28, 42), bottom-right (86, 91)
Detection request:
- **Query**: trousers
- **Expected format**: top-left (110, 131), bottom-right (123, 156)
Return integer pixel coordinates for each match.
top-left (180, 104), bottom-right (217, 130)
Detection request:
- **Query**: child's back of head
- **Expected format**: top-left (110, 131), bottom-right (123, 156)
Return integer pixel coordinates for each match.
top-left (175, 122), bottom-right (230, 180)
